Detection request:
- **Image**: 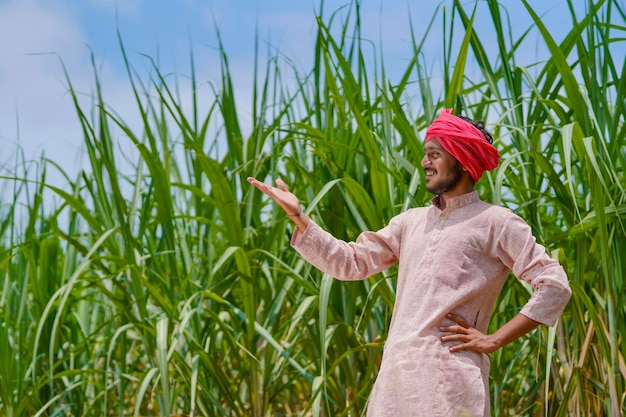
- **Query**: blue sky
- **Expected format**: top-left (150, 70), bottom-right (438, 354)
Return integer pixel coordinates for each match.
top-left (0, 0), bottom-right (616, 187)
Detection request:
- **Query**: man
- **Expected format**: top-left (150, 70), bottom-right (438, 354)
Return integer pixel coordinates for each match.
top-left (247, 109), bottom-right (571, 416)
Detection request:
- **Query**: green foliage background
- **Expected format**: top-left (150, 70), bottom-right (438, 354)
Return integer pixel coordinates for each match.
top-left (1, 0), bottom-right (625, 416)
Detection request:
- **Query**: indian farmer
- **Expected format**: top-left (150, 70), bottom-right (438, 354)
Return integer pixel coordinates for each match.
top-left (247, 109), bottom-right (571, 417)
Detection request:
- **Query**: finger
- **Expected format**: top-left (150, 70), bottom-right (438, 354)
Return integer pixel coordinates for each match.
top-left (247, 177), bottom-right (265, 189)
top-left (276, 179), bottom-right (289, 192)
top-left (440, 325), bottom-right (468, 334)
top-left (446, 313), bottom-right (470, 329)
top-left (441, 333), bottom-right (468, 343)
top-left (449, 342), bottom-right (471, 353)
top-left (247, 178), bottom-right (274, 195)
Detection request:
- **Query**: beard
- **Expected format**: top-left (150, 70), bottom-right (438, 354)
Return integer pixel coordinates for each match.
top-left (426, 161), bottom-right (463, 195)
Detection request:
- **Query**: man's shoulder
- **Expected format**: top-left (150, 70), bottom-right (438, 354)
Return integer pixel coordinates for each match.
top-left (474, 199), bottom-right (526, 225)
top-left (476, 199), bottom-right (513, 213)
top-left (391, 205), bottom-right (430, 223)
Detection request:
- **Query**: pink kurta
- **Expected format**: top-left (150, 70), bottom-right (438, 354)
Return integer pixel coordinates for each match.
top-left (291, 191), bottom-right (571, 417)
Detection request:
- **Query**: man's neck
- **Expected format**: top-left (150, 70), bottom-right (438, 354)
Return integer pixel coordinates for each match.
top-left (436, 186), bottom-right (475, 210)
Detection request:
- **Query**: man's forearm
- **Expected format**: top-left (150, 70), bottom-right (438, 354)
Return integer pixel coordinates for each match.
top-left (490, 313), bottom-right (542, 349)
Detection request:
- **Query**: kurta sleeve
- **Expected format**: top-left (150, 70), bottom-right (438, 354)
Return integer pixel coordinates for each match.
top-left (495, 214), bottom-right (572, 326)
top-left (290, 217), bottom-right (402, 281)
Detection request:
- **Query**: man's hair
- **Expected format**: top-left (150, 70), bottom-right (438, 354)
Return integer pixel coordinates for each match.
top-left (456, 115), bottom-right (494, 145)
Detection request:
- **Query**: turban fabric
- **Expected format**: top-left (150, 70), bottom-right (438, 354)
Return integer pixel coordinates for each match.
top-left (425, 109), bottom-right (500, 183)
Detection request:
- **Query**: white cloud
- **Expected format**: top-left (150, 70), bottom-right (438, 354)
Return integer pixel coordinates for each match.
top-left (0, 0), bottom-right (89, 175)
top-left (0, 0), bottom-right (149, 189)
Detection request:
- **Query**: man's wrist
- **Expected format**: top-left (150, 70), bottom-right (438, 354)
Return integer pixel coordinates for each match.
top-left (487, 334), bottom-right (503, 351)
top-left (288, 209), bottom-right (302, 217)
top-left (293, 211), bottom-right (310, 231)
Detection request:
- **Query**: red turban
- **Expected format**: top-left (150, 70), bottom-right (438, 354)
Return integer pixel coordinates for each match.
top-left (425, 109), bottom-right (500, 183)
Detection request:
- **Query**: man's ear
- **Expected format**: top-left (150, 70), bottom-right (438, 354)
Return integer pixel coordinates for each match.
top-left (462, 166), bottom-right (468, 172)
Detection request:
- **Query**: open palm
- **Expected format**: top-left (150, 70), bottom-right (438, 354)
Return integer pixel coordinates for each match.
top-left (247, 177), bottom-right (300, 216)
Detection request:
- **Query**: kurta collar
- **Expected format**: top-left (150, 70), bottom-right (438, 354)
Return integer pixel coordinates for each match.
top-left (431, 190), bottom-right (480, 210)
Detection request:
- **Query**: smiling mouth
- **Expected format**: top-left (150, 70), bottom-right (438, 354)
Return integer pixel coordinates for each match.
top-left (425, 169), bottom-right (436, 177)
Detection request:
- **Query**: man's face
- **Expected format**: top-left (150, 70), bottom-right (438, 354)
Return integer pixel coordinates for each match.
top-left (421, 138), bottom-right (463, 195)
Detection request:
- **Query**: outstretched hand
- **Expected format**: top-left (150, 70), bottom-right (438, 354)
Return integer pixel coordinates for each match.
top-left (247, 177), bottom-right (300, 215)
top-left (247, 177), bottom-right (310, 230)
top-left (440, 313), bottom-right (500, 354)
